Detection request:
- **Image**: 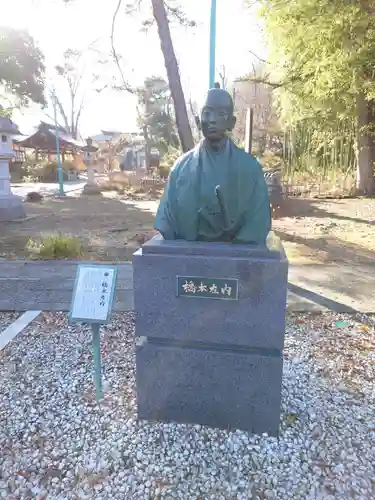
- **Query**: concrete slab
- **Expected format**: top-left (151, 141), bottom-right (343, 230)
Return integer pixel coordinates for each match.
top-left (0, 311), bottom-right (40, 350)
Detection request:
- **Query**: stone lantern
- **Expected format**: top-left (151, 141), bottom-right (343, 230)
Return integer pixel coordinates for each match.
top-left (0, 116), bottom-right (25, 221)
top-left (82, 137), bottom-right (101, 195)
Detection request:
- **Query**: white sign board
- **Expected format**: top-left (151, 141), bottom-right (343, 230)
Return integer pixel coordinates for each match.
top-left (69, 265), bottom-right (117, 324)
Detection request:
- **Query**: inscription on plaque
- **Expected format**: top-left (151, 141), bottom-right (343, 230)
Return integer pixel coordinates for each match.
top-left (177, 276), bottom-right (238, 300)
top-left (69, 265), bottom-right (117, 324)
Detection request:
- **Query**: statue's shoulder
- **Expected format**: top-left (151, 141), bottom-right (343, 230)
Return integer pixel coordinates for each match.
top-left (170, 145), bottom-right (199, 176)
top-left (231, 142), bottom-right (263, 175)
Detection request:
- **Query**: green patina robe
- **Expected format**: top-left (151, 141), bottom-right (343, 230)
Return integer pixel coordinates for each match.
top-left (155, 139), bottom-right (271, 245)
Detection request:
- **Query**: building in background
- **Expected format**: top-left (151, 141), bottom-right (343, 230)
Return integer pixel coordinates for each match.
top-left (91, 130), bottom-right (145, 171)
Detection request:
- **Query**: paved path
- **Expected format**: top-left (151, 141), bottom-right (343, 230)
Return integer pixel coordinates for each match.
top-left (288, 262), bottom-right (375, 312)
top-left (11, 181), bottom-right (85, 199)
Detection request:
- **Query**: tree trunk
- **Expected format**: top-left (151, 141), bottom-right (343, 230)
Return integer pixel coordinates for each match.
top-left (356, 93), bottom-right (375, 195)
top-left (151, 0), bottom-right (194, 152)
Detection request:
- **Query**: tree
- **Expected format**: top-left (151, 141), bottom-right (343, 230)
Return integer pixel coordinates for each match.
top-left (233, 62), bottom-right (275, 154)
top-left (48, 46), bottom-right (106, 139)
top-left (0, 26), bottom-right (45, 106)
top-left (136, 76), bottom-right (179, 169)
top-left (62, 0), bottom-right (195, 151)
top-left (151, 0), bottom-right (194, 152)
top-left (218, 65), bottom-right (228, 91)
top-left (256, 0), bottom-right (375, 194)
top-left (109, 0), bottom-right (195, 152)
top-left (137, 76), bottom-right (179, 150)
top-left (50, 49), bottom-right (85, 139)
top-left (0, 105), bottom-right (12, 118)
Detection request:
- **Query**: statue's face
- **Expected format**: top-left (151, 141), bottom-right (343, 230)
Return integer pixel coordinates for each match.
top-left (201, 89), bottom-right (236, 142)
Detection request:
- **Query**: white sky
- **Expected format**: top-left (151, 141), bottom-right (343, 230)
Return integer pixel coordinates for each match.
top-left (2, 0), bottom-right (266, 137)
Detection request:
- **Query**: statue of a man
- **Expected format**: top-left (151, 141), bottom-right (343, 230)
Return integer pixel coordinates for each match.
top-left (154, 88), bottom-right (271, 244)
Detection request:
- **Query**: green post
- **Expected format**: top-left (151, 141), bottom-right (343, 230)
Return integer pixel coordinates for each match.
top-left (209, 0), bottom-right (217, 88)
top-left (91, 323), bottom-right (103, 402)
top-left (52, 90), bottom-right (65, 196)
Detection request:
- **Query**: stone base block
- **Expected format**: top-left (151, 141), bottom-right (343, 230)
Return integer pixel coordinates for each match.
top-left (82, 183), bottom-right (102, 195)
top-left (0, 195), bottom-right (25, 222)
top-left (136, 339), bottom-right (283, 436)
top-left (134, 237), bottom-right (288, 351)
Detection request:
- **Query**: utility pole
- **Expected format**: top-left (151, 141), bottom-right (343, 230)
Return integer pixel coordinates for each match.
top-left (209, 0), bottom-right (217, 89)
top-left (51, 89), bottom-right (65, 196)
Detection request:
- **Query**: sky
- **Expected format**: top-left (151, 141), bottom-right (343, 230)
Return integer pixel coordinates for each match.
top-left (2, 0), bottom-right (267, 137)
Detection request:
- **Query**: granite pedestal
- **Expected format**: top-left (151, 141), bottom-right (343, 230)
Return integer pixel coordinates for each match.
top-left (133, 234), bottom-right (288, 436)
top-left (0, 194), bottom-right (25, 222)
top-left (0, 156), bottom-right (26, 221)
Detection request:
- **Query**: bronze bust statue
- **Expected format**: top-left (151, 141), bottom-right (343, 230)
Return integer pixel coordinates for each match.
top-left (155, 88), bottom-right (271, 245)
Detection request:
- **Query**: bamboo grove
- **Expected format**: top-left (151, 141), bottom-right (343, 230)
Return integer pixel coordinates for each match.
top-left (256, 0), bottom-right (375, 193)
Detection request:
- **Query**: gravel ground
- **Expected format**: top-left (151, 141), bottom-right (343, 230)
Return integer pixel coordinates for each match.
top-left (0, 313), bottom-right (20, 333)
top-left (0, 312), bottom-right (374, 500)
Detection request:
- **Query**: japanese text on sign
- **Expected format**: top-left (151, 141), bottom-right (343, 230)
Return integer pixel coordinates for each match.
top-left (177, 276), bottom-right (238, 300)
top-left (70, 265), bottom-right (117, 323)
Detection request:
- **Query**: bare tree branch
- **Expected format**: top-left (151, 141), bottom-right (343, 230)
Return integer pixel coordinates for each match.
top-left (164, 2), bottom-right (196, 27)
top-left (111, 0), bottom-right (136, 94)
top-left (43, 111), bottom-right (62, 127)
top-left (236, 74), bottom-right (284, 89)
top-left (248, 49), bottom-right (269, 64)
top-left (218, 65), bottom-right (228, 90)
top-left (51, 90), bottom-right (70, 132)
top-left (74, 96), bottom-right (85, 138)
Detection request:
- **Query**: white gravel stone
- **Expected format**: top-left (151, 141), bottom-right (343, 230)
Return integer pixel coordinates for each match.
top-left (0, 311), bottom-right (374, 499)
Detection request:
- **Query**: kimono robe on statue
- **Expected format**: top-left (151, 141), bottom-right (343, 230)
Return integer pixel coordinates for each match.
top-left (155, 139), bottom-right (271, 245)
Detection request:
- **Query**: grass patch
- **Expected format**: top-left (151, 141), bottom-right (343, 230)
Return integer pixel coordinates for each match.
top-left (26, 234), bottom-right (84, 259)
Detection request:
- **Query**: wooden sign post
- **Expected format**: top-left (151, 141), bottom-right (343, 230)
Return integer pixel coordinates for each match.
top-left (69, 264), bottom-right (118, 402)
